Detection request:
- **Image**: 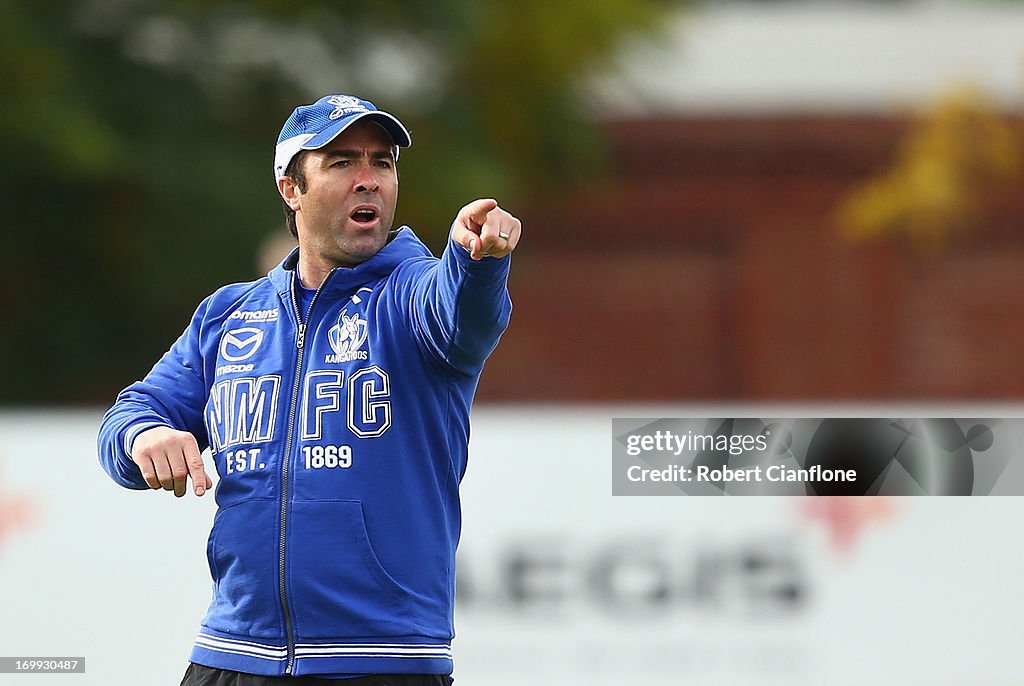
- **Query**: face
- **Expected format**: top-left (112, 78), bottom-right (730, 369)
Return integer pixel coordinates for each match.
top-left (282, 120), bottom-right (398, 268)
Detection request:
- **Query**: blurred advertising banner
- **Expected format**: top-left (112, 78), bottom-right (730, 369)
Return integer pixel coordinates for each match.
top-left (612, 418), bottom-right (1024, 496)
top-left (0, 409), bottom-right (1021, 686)
top-left (457, 409), bottom-right (1024, 686)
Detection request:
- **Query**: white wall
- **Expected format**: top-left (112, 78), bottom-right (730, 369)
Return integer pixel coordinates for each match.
top-left (590, 3), bottom-right (1024, 114)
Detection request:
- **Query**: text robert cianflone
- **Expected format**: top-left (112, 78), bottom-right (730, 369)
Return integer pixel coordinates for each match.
top-left (626, 464), bottom-right (858, 483)
top-left (625, 429), bottom-right (769, 457)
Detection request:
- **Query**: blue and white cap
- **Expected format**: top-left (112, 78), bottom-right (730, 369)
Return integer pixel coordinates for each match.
top-left (274, 94), bottom-right (412, 181)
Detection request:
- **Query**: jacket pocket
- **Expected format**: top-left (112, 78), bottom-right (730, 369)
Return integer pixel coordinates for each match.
top-left (204, 499), bottom-right (284, 636)
top-left (289, 500), bottom-right (412, 638)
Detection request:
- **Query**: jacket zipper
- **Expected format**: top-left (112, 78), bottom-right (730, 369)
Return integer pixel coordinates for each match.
top-left (279, 271), bottom-right (330, 674)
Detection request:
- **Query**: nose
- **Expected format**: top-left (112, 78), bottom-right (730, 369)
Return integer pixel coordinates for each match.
top-left (353, 165), bottom-right (380, 194)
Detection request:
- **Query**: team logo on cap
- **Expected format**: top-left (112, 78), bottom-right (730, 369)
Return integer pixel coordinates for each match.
top-left (327, 95), bottom-right (367, 120)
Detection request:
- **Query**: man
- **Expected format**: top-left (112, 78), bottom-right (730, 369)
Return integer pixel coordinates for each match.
top-left (97, 94), bottom-right (520, 685)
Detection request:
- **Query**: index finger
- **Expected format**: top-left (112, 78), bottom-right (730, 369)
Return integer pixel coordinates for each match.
top-left (457, 198), bottom-right (499, 229)
top-left (184, 436), bottom-right (209, 497)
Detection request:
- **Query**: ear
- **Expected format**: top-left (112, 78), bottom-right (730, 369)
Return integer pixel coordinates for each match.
top-left (278, 176), bottom-right (303, 211)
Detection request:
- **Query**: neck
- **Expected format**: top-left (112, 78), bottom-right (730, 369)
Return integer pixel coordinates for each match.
top-left (296, 253), bottom-right (337, 290)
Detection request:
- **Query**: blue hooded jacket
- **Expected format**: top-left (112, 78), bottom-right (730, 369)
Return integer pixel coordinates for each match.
top-left (98, 228), bottom-right (511, 676)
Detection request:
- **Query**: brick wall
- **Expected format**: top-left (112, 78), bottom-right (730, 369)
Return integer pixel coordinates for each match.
top-left (477, 115), bottom-right (1024, 401)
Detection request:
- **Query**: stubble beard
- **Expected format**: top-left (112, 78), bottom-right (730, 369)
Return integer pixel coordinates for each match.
top-left (324, 220), bottom-right (391, 268)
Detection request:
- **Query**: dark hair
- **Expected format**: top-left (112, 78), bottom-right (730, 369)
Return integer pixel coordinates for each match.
top-left (282, 151), bottom-right (309, 238)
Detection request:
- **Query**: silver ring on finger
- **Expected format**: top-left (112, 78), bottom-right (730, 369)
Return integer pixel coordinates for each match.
top-left (498, 231), bottom-right (511, 241)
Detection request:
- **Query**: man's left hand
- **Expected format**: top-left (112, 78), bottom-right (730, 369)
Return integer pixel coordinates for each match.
top-left (451, 199), bottom-right (522, 261)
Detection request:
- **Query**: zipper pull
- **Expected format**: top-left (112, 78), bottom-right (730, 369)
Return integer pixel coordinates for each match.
top-left (297, 323), bottom-right (306, 349)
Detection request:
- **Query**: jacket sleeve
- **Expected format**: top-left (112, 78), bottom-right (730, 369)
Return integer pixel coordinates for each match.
top-left (97, 297), bottom-right (213, 489)
top-left (403, 239), bottom-right (513, 376)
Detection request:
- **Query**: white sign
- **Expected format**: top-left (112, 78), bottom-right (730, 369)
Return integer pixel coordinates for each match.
top-left (0, 409), bottom-right (1021, 685)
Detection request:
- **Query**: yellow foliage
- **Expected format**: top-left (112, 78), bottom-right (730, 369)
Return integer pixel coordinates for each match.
top-left (838, 86), bottom-right (1022, 251)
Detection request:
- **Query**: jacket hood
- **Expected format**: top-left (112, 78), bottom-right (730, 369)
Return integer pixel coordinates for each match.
top-left (268, 226), bottom-right (434, 295)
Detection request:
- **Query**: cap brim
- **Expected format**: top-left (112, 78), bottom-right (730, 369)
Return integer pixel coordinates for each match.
top-left (301, 111), bottom-right (412, 152)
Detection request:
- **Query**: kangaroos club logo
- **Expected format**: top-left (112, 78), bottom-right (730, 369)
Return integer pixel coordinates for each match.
top-left (327, 95), bottom-right (366, 120)
top-left (326, 304), bottom-right (369, 364)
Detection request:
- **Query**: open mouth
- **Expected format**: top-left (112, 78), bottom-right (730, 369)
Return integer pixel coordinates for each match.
top-left (351, 207), bottom-right (378, 225)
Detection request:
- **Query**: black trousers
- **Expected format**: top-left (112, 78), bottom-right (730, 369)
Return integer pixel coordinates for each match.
top-left (180, 663), bottom-right (452, 686)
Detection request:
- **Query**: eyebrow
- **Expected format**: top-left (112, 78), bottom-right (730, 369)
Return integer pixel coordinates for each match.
top-left (322, 149), bottom-right (395, 161)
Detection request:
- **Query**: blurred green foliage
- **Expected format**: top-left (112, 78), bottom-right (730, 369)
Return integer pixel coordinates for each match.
top-left (0, 0), bottom-right (677, 404)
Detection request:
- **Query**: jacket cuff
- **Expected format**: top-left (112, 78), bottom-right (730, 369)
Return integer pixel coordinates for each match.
top-left (122, 421), bottom-right (171, 459)
top-left (448, 238), bottom-right (512, 273)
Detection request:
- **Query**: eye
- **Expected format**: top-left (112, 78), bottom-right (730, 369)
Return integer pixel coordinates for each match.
top-left (332, 160), bottom-right (352, 168)
top-left (374, 159), bottom-right (393, 170)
